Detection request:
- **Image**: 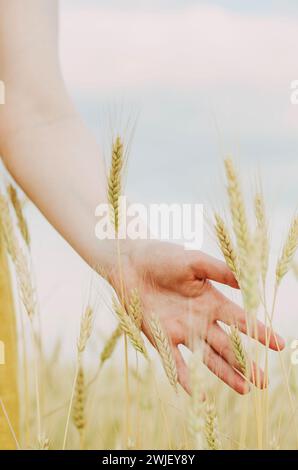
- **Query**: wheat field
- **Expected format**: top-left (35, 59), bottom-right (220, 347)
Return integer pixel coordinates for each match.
top-left (0, 139), bottom-right (298, 450)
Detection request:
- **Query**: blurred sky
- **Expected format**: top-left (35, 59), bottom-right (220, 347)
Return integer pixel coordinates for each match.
top-left (25, 0), bottom-right (298, 357)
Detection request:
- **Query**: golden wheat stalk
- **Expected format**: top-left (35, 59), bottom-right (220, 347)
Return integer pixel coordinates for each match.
top-left (7, 184), bottom-right (30, 247)
top-left (113, 298), bottom-right (147, 358)
top-left (77, 306), bottom-right (93, 354)
top-left (0, 194), bottom-right (17, 261)
top-left (0, 241), bottom-right (20, 449)
top-left (188, 350), bottom-right (204, 450)
top-left (72, 366), bottom-right (85, 438)
top-left (128, 288), bottom-right (143, 328)
top-left (276, 216), bottom-right (298, 285)
top-left (254, 192), bottom-right (269, 284)
top-left (239, 233), bottom-right (260, 314)
top-left (204, 402), bottom-right (221, 450)
top-left (149, 314), bottom-right (178, 390)
top-left (214, 213), bottom-right (239, 279)
top-left (100, 325), bottom-right (122, 366)
top-left (14, 246), bottom-right (36, 318)
top-left (230, 326), bottom-right (247, 376)
top-left (224, 158), bottom-right (250, 266)
top-left (0, 194), bottom-right (35, 317)
top-left (108, 136), bottom-right (124, 234)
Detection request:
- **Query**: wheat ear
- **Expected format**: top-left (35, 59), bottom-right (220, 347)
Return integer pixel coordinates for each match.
top-left (108, 136), bottom-right (124, 234)
top-left (113, 298), bottom-right (147, 358)
top-left (224, 158), bottom-right (250, 266)
top-left (100, 325), bottom-right (123, 366)
top-left (254, 192), bottom-right (269, 284)
top-left (240, 231), bottom-right (261, 314)
top-left (149, 314), bottom-right (178, 390)
top-left (276, 216), bottom-right (298, 285)
top-left (77, 306), bottom-right (93, 354)
top-left (128, 289), bottom-right (143, 328)
top-left (7, 184), bottom-right (30, 247)
top-left (0, 194), bottom-right (35, 317)
top-left (0, 194), bottom-right (17, 261)
top-left (230, 326), bottom-right (247, 376)
top-left (72, 366), bottom-right (85, 439)
top-left (214, 213), bottom-right (239, 279)
top-left (204, 402), bottom-right (221, 450)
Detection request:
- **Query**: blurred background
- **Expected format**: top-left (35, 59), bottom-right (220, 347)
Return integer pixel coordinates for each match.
top-left (25, 0), bottom-right (298, 358)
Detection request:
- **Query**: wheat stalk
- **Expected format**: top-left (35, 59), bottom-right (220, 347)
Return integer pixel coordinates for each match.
top-left (204, 402), bottom-right (221, 450)
top-left (100, 325), bottom-right (122, 366)
top-left (240, 233), bottom-right (260, 314)
top-left (0, 194), bottom-right (35, 317)
top-left (128, 289), bottom-right (143, 328)
top-left (108, 136), bottom-right (124, 234)
top-left (77, 306), bottom-right (93, 354)
top-left (214, 213), bottom-right (239, 279)
top-left (224, 158), bottom-right (250, 267)
top-left (72, 366), bottom-right (85, 437)
top-left (0, 194), bottom-right (17, 261)
top-left (276, 216), bottom-right (298, 285)
top-left (188, 350), bottom-right (204, 450)
top-left (230, 326), bottom-right (247, 376)
top-left (113, 298), bottom-right (147, 358)
top-left (149, 314), bottom-right (178, 391)
top-left (7, 184), bottom-right (30, 247)
top-left (254, 192), bottom-right (269, 284)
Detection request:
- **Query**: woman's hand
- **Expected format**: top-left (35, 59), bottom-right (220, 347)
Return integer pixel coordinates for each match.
top-left (109, 240), bottom-right (285, 395)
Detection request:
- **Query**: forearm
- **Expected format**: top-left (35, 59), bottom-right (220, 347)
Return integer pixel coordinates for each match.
top-left (0, 0), bottom-right (124, 271)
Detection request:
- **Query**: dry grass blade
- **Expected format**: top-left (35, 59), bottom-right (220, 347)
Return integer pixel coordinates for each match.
top-left (214, 213), bottom-right (239, 279)
top-left (224, 158), bottom-right (250, 266)
top-left (108, 136), bottom-right (124, 234)
top-left (72, 366), bottom-right (85, 435)
top-left (77, 306), bottom-right (93, 354)
top-left (100, 325), bottom-right (122, 366)
top-left (204, 402), bottom-right (221, 450)
top-left (230, 326), bottom-right (247, 376)
top-left (113, 298), bottom-right (147, 358)
top-left (149, 314), bottom-right (178, 391)
top-left (7, 184), bottom-right (30, 247)
top-left (276, 216), bottom-right (298, 285)
top-left (254, 192), bottom-right (269, 284)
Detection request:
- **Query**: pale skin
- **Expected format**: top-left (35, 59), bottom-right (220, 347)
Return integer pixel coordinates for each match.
top-left (0, 0), bottom-right (285, 395)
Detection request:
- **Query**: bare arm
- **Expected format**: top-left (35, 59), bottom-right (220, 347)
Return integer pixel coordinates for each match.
top-left (0, 0), bottom-right (285, 394)
top-left (0, 0), bottom-right (110, 269)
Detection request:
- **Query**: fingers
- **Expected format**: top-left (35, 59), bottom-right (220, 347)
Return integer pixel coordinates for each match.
top-left (216, 293), bottom-right (285, 351)
top-left (202, 342), bottom-right (250, 395)
top-left (207, 323), bottom-right (265, 388)
top-left (192, 252), bottom-right (239, 289)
